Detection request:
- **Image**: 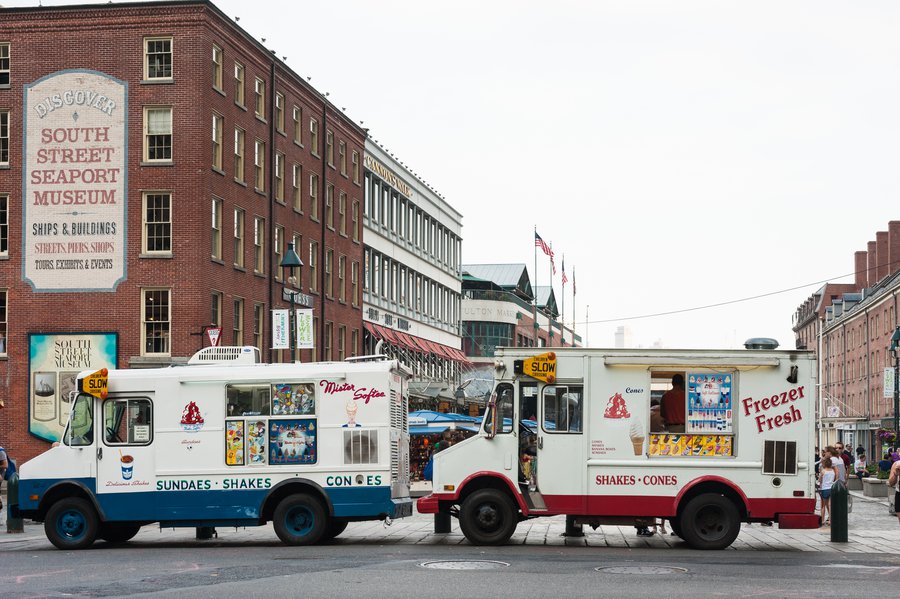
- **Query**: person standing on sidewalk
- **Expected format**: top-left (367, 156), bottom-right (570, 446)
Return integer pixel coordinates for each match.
top-left (818, 450), bottom-right (836, 527)
top-left (888, 459), bottom-right (900, 525)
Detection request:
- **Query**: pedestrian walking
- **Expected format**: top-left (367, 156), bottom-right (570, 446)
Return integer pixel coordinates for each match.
top-left (888, 459), bottom-right (900, 525)
top-left (818, 450), bottom-right (836, 527)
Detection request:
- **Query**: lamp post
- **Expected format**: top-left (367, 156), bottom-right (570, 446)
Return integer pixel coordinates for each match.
top-left (280, 242), bottom-right (303, 363)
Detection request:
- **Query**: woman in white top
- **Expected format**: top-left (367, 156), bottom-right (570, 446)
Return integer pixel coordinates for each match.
top-left (855, 453), bottom-right (868, 479)
top-left (818, 449), bottom-right (836, 527)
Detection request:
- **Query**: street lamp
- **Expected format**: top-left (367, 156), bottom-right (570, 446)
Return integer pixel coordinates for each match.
top-left (280, 243), bottom-right (303, 363)
top-left (891, 326), bottom-right (900, 441)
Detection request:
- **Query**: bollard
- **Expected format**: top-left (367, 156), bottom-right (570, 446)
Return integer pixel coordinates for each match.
top-left (830, 480), bottom-right (848, 543)
top-left (564, 515), bottom-right (584, 537)
top-left (434, 512), bottom-right (451, 534)
top-left (6, 470), bottom-right (24, 533)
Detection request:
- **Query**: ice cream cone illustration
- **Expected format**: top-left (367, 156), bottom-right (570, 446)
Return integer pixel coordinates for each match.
top-left (629, 419), bottom-right (644, 456)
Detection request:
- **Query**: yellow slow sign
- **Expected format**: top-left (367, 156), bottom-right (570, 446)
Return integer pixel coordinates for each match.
top-left (80, 368), bottom-right (109, 399)
top-left (523, 352), bottom-right (556, 383)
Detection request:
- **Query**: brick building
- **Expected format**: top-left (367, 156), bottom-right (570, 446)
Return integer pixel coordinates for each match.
top-left (793, 221), bottom-right (900, 454)
top-left (0, 0), bottom-right (367, 461)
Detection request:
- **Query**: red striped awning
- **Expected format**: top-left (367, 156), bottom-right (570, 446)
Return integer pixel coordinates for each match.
top-left (363, 321), bottom-right (378, 337)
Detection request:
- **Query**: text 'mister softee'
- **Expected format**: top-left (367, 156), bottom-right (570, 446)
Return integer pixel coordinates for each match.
top-left (742, 386), bottom-right (804, 433)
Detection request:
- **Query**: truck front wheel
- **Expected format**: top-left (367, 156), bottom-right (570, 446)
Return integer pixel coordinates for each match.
top-left (45, 497), bottom-right (99, 550)
top-left (273, 494), bottom-right (327, 546)
top-left (678, 493), bottom-right (741, 550)
top-left (459, 489), bottom-right (518, 545)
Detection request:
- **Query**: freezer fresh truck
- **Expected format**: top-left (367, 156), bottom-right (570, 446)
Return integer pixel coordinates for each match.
top-left (18, 347), bottom-right (413, 549)
top-left (418, 345), bottom-right (819, 549)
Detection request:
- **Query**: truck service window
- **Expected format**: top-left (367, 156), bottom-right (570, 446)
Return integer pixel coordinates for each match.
top-left (103, 398), bottom-right (152, 445)
top-left (227, 384), bottom-right (271, 415)
top-left (542, 385), bottom-right (583, 433)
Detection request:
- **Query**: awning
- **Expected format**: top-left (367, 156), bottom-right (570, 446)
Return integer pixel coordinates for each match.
top-left (407, 334), bottom-right (432, 354)
top-left (363, 321), bottom-right (378, 337)
top-left (397, 332), bottom-right (420, 353)
top-left (376, 324), bottom-right (399, 346)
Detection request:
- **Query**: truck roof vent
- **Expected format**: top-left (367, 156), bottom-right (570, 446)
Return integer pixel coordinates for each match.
top-left (188, 346), bottom-right (261, 365)
top-left (743, 338), bottom-right (779, 350)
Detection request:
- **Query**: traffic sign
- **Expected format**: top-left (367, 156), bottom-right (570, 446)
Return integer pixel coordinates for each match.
top-left (523, 352), bottom-right (557, 384)
top-left (206, 327), bottom-right (222, 347)
top-left (80, 368), bottom-right (109, 399)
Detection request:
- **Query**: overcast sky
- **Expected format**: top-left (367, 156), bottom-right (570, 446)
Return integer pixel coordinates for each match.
top-left (12, 0), bottom-right (900, 350)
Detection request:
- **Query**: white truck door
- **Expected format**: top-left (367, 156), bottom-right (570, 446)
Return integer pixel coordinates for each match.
top-left (96, 397), bottom-right (156, 506)
top-left (535, 384), bottom-right (586, 512)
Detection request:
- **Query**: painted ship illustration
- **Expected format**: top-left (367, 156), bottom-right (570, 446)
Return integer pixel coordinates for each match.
top-left (34, 380), bottom-right (55, 397)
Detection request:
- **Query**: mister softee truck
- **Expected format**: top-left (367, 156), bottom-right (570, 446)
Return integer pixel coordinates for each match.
top-left (17, 347), bottom-right (413, 550)
top-left (418, 346), bottom-right (819, 549)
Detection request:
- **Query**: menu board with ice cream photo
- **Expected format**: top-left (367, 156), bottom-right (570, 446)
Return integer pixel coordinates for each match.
top-left (687, 372), bottom-right (733, 434)
top-left (591, 385), bottom-right (648, 457)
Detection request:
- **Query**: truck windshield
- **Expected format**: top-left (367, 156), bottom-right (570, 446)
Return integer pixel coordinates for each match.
top-left (63, 393), bottom-right (94, 446)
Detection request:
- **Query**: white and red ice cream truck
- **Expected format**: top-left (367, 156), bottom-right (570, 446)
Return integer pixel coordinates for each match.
top-left (418, 346), bottom-right (818, 549)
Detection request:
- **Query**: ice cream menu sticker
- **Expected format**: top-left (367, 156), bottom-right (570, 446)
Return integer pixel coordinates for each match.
top-left (687, 373), bottom-right (733, 434)
top-left (593, 392), bottom-right (645, 456)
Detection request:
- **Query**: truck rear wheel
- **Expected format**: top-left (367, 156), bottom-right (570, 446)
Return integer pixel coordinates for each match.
top-left (678, 493), bottom-right (740, 550)
top-left (98, 523), bottom-right (142, 544)
top-left (322, 518), bottom-right (349, 542)
top-left (273, 494), bottom-right (327, 546)
top-left (45, 497), bottom-right (99, 550)
top-left (459, 489), bottom-right (518, 545)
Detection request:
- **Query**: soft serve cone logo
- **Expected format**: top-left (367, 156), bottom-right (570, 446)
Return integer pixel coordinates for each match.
top-left (181, 401), bottom-right (205, 432)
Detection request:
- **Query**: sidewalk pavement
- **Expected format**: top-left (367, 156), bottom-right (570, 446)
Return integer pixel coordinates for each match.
top-left (2, 489), bottom-right (898, 553)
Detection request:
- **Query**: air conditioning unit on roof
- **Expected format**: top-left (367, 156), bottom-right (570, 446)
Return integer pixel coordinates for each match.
top-left (188, 346), bottom-right (260, 365)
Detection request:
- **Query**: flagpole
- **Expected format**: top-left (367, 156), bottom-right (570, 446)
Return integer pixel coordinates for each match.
top-left (547, 242), bottom-right (553, 341)
top-left (572, 267), bottom-right (576, 346)
top-left (533, 225), bottom-right (538, 346)
top-left (561, 254), bottom-right (565, 347)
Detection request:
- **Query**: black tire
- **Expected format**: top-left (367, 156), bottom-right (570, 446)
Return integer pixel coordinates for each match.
top-left (273, 494), bottom-right (327, 546)
top-left (678, 493), bottom-right (741, 550)
top-left (44, 497), bottom-right (99, 550)
top-left (458, 489), bottom-right (518, 545)
top-left (668, 517), bottom-right (683, 539)
top-left (98, 523), bottom-right (142, 544)
top-left (321, 518), bottom-right (349, 542)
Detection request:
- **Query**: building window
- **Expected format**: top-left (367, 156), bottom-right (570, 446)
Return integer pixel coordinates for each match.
top-left (292, 164), bottom-right (302, 212)
top-left (339, 141), bottom-right (346, 175)
top-left (0, 289), bottom-right (5, 354)
top-left (291, 233), bottom-right (302, 287)
top-left (233, 128), bottom-right (245, 182)
top-left (351, 200), bottom-right (359, 242)
top-left (254, 217), bottom-right (265, 274)
top-left (142, 192), bottom-right (171, 254)
top-left (254, 303), bottom-right (264, 351)
top-left (325, 248), bottom-right (334, 298)
top-left (337, 325), bottom-right (346, 361)
top-left (309, 174), bottom-right (319, 220)
top-left (275, 92), bottom-right (284, 133)
top-left (143, 107), bottom-right (172, 162)
top-left (274, 152), bottom-right (284, 202)
top-left (211, 198), bottom-right (222, 260)
top-left (325, 130), bottom-right (334, 166)
top-left (309, 241), bottom-right (318, 293)
top-left (233, 207), bottom-right (245, 268)
top-left (339, 192), bottom-right (347, 235)
top-left (211, 291), bottom-right (222, 328)
top-left (351, 261), bottom-right (359, 307)
top-left (351, 328), bottom-right (358, 357)
top-left (254, 77), bottom-right (266, 119)
top-left (292, 105), bottom-right (302, 145)
top-left (212, 113), bottom-right (223, 170)
top-left (324, 321), bottom-right (333, 361)
top-left (234, 61), bottom-right (245, 106)
top-left (339, 255), bottom-right (346, 302)
top-left (325, 184), bottom-right (334, 229)
top-left (0, 43), bottom-right (9, 86)
top-left (233, 298), bottom-right (244, 345)
top-left (142, 288), bottom-right (171, 355)
top-left (274, 225), bottom-right (284, 282)
top-left (0, 194), bottom-right (6, 257)
top-left (144, 37), bottom-right (172, 80)
top-left (254, 140), bottom-right (265, 191)
top-left (310, 118), bottom-right (319, 155)
top-left (212, 44), bottom-right (223, 91)
top-left (0, 110), bottom-right (7, 165)
top-left (352, 151), bottom-right (360, 184)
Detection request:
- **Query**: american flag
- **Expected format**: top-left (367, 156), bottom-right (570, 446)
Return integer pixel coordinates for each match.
top-left (535, 231), bottom-right (553, 258)
top-left (562, 258), bottom-right (568, 285)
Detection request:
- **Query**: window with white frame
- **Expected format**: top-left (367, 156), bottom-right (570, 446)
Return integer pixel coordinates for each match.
top-left (292, 164), bottom-right (301, 211)
top-left (325, 184), bottom-right (334, 229)
top-left (275, 92), bottom-right (284, 132)
top-left (254, 140), bottom-right (265, 191)
top-left (339, 192), bottom-right (346, 235)
top-left (233, 207), bottom-right (245, 268)
top-left (253, 217), bottom-right (265, 274)
top-left (351, 328), bottom-right (358, 358)
top-left (144, 37), bottom-right (172, 80)
top-left (233, 128), bottom-right (244, 182)
top-left (212, 44), bottom-right (223, 91)
top-left (233, 298), bottom-right (244, 345)
top-left (337, 325), bottom-right (346, 361)
top-left (291, 233), bottom-right (302, 286)
top-left (324, 321), bottom-right (333, 361)
top-left (352, 151), bottom-right (360, 184)
top-left (234, 61), bottom-right (245, 106)
top-left (253, 303), bottom-right (264, 351)
top-left (143, 107), bottom-right (172, 162)
top-left (326, 130), bottom-right (334, 166)
top-left (351, 261), bottom-right (359, 307)
top-left (309, 241), bottom-right (318, 292)
top-left (211, 290), bottom-right (222, 328)
top-left (212, 113), bottom-right (223, 170)
top-left (254, 77), bottom-right (265, 119)
top-left (339, 255), bottom-right (346, 302)
top-left (309, 174), bottom-right (319, 220)
top-left (310, 118), bottom-right (319, 154)
top-left (0, 194), bottom-right (7, 257)
top-left (339, 141), bottom-right (346, 175)
top-left (211, 198), bottom-right (222, 260)
top-left (325, 248), bottom-right (333, 298)
top-left (274, 152), bottom-right (284, 202)
top-left (142, 288), bottom-right (171, 355)
top-left (274, 225), bottom-right (284, 282)
top-left (0, 43), bottom-right (9, 86)
top-left (292, 105), bottom-right (302, 144)
top-left (0, 110), bottom-right (6, 165)
top-left (0, 290), bottom-right (5, 355)
top-left (352, 200), bottom-right (359, 242)
top-left (142, 192), bottom-right (171, 254)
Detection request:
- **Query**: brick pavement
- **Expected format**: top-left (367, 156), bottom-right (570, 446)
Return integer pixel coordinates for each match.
top-left (2, 489), bottom-right (899, 553)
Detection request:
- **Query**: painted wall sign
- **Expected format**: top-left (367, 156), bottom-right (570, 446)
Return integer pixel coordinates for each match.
top-left (23, 70), bottom-right (128, 292)
top-left (28, 332), bottom-right (117, 442)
